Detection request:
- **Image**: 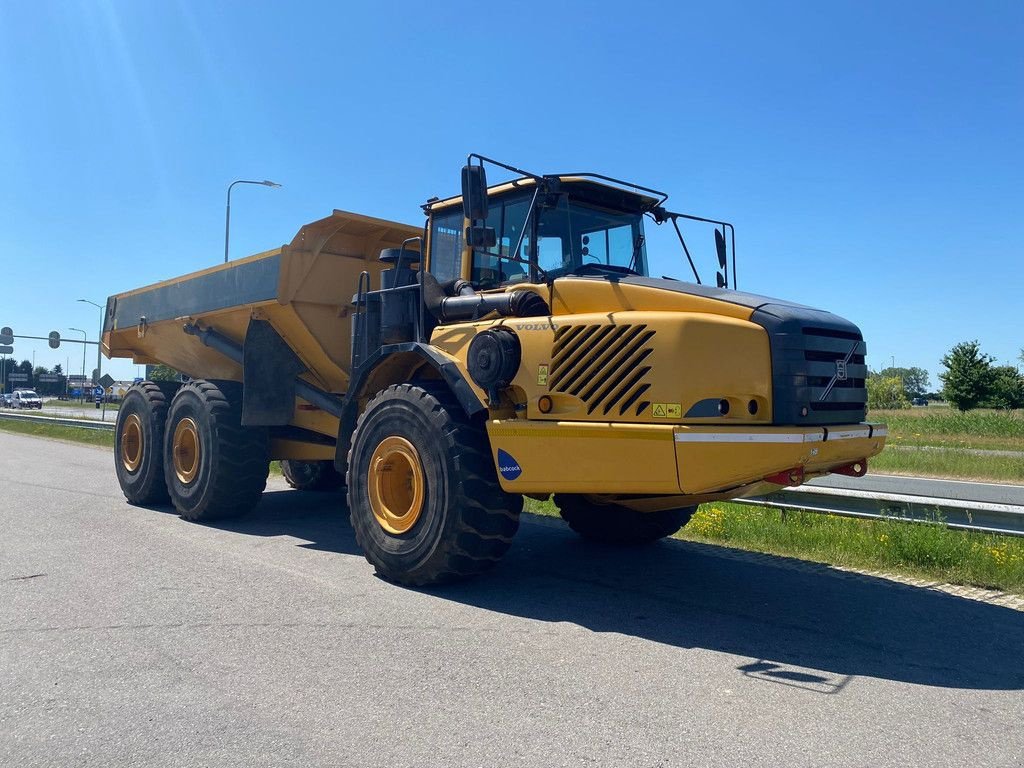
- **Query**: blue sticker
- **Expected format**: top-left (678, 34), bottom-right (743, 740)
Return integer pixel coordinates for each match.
top-left (497, 449), bottom-right (522, 481)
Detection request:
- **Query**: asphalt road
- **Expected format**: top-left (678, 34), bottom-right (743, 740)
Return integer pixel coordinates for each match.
top-left (811, 473), bottom-right (1024, 505)
top-left (3, 432), bottom-right (1024, 767)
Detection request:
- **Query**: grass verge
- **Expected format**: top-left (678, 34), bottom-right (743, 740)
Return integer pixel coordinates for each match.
top-left (0, 417), bottom-right (114, 448)
top-left (872, 407), bottom-right (1024, 452)
top-left (870, 406), bottom-right (1023, 483)
top-left (871, 445), bottom-right (1024, 484)
top-left (524, 497), bottom-right (1024, 594)
top-left (45, 399), bottom-right (121, 411)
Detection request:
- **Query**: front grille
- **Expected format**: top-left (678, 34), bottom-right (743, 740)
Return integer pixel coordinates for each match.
top-left (751, 304), bottom-right (869, 426)
top-left (550, 324), bottom-right (655, 416)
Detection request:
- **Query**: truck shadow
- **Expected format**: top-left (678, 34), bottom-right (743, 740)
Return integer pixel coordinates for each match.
top-left (215, 489), bottom-right (1024, 692)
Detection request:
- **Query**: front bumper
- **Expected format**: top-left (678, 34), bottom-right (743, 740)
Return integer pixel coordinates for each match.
top-left (487, 419), bottom-right (886, 497)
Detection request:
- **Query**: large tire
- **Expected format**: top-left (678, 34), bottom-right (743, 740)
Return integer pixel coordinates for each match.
top-left (347, 384), bottom-right (521, 586)
top-left (554, 495), bottom-right (696, 544)
top-left (281, 460), bottom-right (344, 491)
top-left (163, 380), bottom-right (269, 522)
top-left (114, 381), bottom-right (172, 505)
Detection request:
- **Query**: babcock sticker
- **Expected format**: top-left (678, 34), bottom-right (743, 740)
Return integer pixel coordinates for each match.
top-left (497, 449), bottom-right (522, 481)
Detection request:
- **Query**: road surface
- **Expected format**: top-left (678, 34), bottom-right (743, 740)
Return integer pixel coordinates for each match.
top-left (812, 473), bottom-right (1024, 505)
top-left (2, 432), bottom-right (1023, 767)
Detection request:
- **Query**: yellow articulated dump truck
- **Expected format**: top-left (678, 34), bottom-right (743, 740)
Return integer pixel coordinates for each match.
top-left (104, 154), bottom-right (885, 585)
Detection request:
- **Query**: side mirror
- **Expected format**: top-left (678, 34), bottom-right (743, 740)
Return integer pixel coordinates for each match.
top-left (714, 228), bottom-right (727, 269)
top-left (461, 164), bottom-right (489, 221)
top-left (716, 272), bottom-right (726, 288)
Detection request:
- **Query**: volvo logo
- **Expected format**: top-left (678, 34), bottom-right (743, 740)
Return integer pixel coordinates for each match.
top-left (819, 341), bottom-right (860, 401)
top-left (835, 359), bottom-right (848, 381)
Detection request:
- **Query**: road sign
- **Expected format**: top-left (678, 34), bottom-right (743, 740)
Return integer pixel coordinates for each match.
top-left (48, 331), bottom-right (60, 349)
top-left (68, 374), bottom-right (87, 382)
top-left (94, 387), bottom-right (103, 397)
top-left (0, 326), bottom-right (12, 344)
top-left (0, 345), bottom-right (13, 355)
top-left (71, 388), bottom-right (82, 397)
top-left (99, 373), bottom-right (115, 388)
top-left (8, 373), bottom-right (28, 382)
top-left (38, 374), bottom-right (60, 382)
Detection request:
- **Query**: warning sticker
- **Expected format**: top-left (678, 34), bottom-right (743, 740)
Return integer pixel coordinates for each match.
top-left (537, 364), bottom-right (549, 386)
top-left (652, 403), bottom-right (681, 418)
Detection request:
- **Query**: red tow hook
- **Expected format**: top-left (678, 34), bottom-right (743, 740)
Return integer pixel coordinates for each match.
top-left (832, 459), bottom-right (868, 477)
top-left (764, 466), bottom-right (805, 486)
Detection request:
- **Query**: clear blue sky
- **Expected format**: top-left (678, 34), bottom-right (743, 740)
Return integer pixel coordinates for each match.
top-left (1, 1), bottom-right (1021, 388)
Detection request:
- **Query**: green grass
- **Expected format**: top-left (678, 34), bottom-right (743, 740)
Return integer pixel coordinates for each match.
top-left (524, 496), bottom-right (1024, 594)
top-left (0, 417), bottom-right (114, 448)
top-left (46, 399), bottom-right (120, 411)
top-left (870, 406), bottom-right (1024, 483)
top-left (871, 445), bottom-right (1024, 483)
top-left (873, 407), bottom-right (1024, 451)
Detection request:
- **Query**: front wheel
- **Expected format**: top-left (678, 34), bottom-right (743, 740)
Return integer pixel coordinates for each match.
top-left (346, 384), bottom-right (521, 586)
top-left (554, 495), bottom-right (695, 544)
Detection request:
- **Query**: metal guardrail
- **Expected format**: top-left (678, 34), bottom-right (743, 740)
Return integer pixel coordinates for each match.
top-left (738, 485), bottom-right (1024, 538)
top-left (0, 410), bottom-right (115, 432)
top-left (3, 409), bottom-right (1023, 537)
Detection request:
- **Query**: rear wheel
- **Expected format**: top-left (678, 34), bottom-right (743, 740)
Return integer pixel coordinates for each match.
top-left (281, 460), bottom-right (344, 491)
top-left (554, 494), bottom-right (695, 544)
top-left (164, 380), bottom-right (269, 522)
top-left (347, 384), bottom-right (521, 586)
top-left (114, 382), bottom-right (173, 505)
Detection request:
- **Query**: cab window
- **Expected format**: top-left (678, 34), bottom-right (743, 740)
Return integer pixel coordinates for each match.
top-left (429, 208), bottom-right (464, 283)
top-left (471, 193), bottom-right (531, 289)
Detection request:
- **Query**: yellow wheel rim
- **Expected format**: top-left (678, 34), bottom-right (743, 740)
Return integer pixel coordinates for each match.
top-left (121, 413), bottom-right (144, 473)
top-left (367, 436), bottom-right (424, 534)
top-left (172, 417), bottom-right (201, 485)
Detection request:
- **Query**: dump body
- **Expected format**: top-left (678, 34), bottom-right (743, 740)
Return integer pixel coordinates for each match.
top-left (104, 210), bottom-right (419, 454)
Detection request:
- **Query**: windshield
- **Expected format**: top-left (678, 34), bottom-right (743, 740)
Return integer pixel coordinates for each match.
top-left (535, 194), bottom-right (647, 279)
top-left (467, 190), bottom-right (649, 288)
top-left (21, 391), bottom-right (38, 398)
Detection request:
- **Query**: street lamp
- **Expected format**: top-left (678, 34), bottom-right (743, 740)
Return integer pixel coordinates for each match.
top-left (78, 298), bottom-right (107, 418)
top-left (224, 179), bottom-right (281, 263)
top-left (77, 299), bottom-right (103, 382)
top-left (69, 327), bottom-right (87, 400)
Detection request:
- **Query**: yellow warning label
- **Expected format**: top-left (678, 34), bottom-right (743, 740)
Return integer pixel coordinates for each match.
top-left (652, 403), bottom-right (681, 418)
top-left (537, 364), bottom-right (549, 386)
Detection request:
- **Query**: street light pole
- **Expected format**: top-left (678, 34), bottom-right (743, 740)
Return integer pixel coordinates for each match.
top-left (69, 328), bottom-right (87, 402)
top-left (224, 179), bottom-right (282, 263)
top-left (78, 298), bottom-right (107, 419)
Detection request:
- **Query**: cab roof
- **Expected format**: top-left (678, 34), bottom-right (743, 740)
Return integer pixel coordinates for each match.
top-left (424, 175), bottom-right (663, 216)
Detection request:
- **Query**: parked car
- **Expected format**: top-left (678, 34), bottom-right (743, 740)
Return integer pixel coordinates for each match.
top-left (12, 389), bottom-right (43, 409)
top-left (1, 393), bottom-right (12, 407)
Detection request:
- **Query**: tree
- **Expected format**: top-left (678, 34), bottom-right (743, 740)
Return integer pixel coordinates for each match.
top-left (867, 375), bottom-right (910, 410)
top-left (876, 366), bottom-right (930, 399)
top-left (939, 340), bottom-right (995, 411)
top-left (51, 363), bottom-right (63, 375)
top-left (985, 365), bottom-right (1024, 410)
